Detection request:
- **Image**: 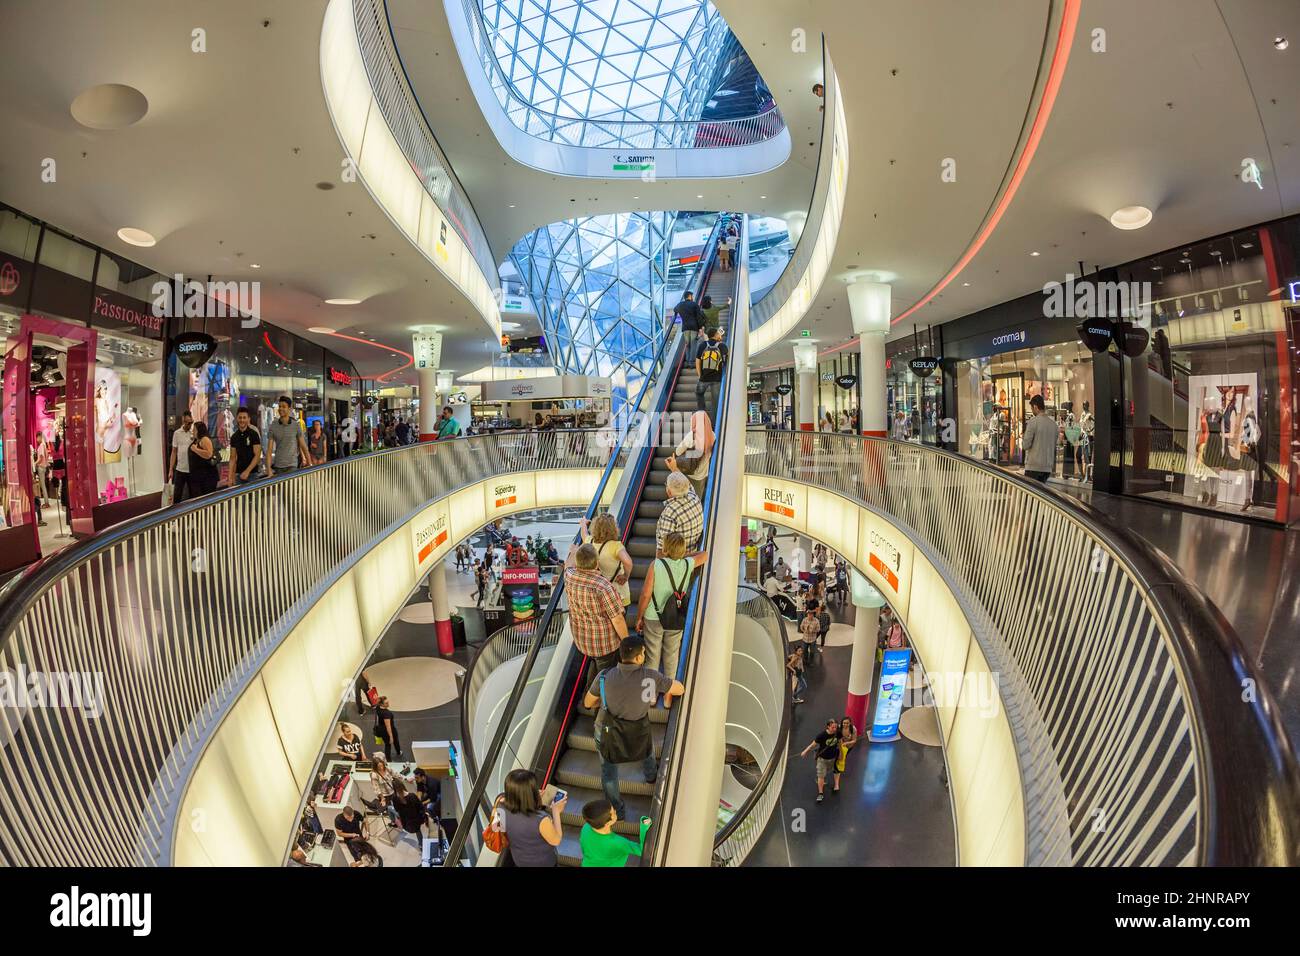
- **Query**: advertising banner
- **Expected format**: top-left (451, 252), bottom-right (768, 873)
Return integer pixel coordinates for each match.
top-left (869, 648), bottom-right (913, 742)
top-left (1183, 372), bottom-right (1260, 507)
top-left (744, 474), bottom-right (807, 532)
top-left (501, 566), bottom-right (540, 624)
top-left (411, 500), bottom-right (451, 575)
top-left (484, 473), bottom-right (536, 520)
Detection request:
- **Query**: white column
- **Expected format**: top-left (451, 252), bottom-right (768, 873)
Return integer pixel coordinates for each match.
top-left (846, 571), bottom-right (886, 731)
top-left (848, 281), bottom-right (891, 437)
top-left (417, 366), bottom-right (439, 440)
top-left (793, 342), bottom-right (818, 432)
top-left (428, 561), bottom-right (454, 655)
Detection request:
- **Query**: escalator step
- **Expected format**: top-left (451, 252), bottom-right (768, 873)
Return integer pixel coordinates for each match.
top-left (567, 714), bottom-right (668, 752)
top-left (556, 748), bottom-right (657, 796)
top-left (642, 486), bottom-right (668, 501)
top-left (637, 502), bottom-right (664, 519)
top-left (633, 519), bottom-right (658, 537)
top-left (557, 826), bottom-right (584, 867)
top-left (577, 700), bottom-right (671, 725)
top-left (627, 539), bottom-right (657, 559)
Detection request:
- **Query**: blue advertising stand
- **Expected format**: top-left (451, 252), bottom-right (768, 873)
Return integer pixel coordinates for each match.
top-left (868, 648), bottom-right (913, 743)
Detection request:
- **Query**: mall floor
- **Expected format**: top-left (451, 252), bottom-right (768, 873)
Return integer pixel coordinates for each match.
top-left (1054, 483), bottom-right (1300, 751)
top-left (743, 533), bottom-right (956, 867)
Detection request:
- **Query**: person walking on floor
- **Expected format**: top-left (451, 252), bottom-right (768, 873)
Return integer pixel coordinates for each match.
top-left (228, 407), bottom-right (262, 486)
top-left (187, 422), bottom-right (220, 497)
top-left (266, 396), bottom-right (309, 478)
top-left (168, 411), bottom-right (194, 505)
top-left (564, 542), bottom-right (629, 676)
top-left (1021, 393), bottom-right (1058, 483)
top-left (373, 696), bottom-right (401, 762)
top-left (799, 606), bottom-right (821, 666)
top-left (582, 635), bottom-right (683, 821)
top-left (800, 718), bottom-right (844, 803)
top-left (835, 717), bottom-right (859, 778)
top-left (786, 645), bottom-right (807, 704)
top-left (635, 531), bottom-right (707, 685)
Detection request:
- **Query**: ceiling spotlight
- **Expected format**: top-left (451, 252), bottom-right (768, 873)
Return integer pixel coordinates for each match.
top-left (325, 298), bottom-right (361, 305)
top-left (760, 195), bottom-right (767, 200)
top-left (1274, 36), bottom-right (1289, 51)
top-left (508, 204), bottom-right (516, 208)
top-left (697, 195), bottom-right (703, 199)
top-left (1241, 242), bottom-right (1254, 249)
top-left (117, 227), bottom-right (156, 247)
top-left (250, 263), bottom-right (261, 269)
top-left (307, 326), bottom-right (334, 334)
top-left (1030, 251), bottom-right (1041, 257)
top-left (962, 282), bottom-right (970, 287)
top-left (1110, 205), bottom-right (1153, 230)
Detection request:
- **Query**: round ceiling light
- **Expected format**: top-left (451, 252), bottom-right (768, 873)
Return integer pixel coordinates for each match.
top-left (325, 298), bottom-right (361, 305)
top-left (117, 227), bottom-right (156, 247)
top-left (1274, 36), bottom-right (1289, 51)
top-left (307, 327), bottom-right (335, 334)
top-left (1109, 205), bottom-right (1153, 230)
top-left (71, 83), bottom-right (149, 129)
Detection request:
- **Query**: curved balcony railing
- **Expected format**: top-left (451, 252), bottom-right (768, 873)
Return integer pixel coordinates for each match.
top-left (744, 429), bottom-right (1300, 865)
top-left (0, 430), bottom-right (613, 866)
top-left (455, 0), bottom-right (786, 151)
top-left (712, 584), bottom-right (792, 867)
top-left (351, 0), bottom-right (498, 284)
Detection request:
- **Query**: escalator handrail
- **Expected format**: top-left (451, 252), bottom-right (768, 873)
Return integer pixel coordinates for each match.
top-left (639, 215), bottom-right (748, 865)
top-left (711, 584), bottom-right (793, 851)
top-left (443, 222), bottom-right (725, 865)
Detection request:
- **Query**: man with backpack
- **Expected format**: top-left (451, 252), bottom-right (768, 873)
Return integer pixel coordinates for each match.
top-left (582, 635), bottom-right (684, 821)
top-left (695, 326), bottom-right (728, 421)
top-left (635, 531), bottom-right (708, 683)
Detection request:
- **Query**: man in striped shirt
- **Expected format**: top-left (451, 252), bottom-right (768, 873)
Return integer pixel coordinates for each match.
top-left (564, 542), bottom-right (629, 675)
top-left (656, 472), bottom-right (704, 557)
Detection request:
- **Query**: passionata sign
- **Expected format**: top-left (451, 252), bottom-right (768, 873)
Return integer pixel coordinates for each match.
top-left (172, 331), bottom-right (218, 369)
top-left (776, 383), bottom-right (793, 396)
top-left (908, 357), bottom-right (940, 377)
top-left (327, 366), bottom-right (354, 387)
top-left (835, 374), bottom-right (857, 390)
top-left (412, 504), bottom-right (450, 571)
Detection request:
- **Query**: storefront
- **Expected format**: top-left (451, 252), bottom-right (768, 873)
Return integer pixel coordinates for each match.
top-left (2, 206), bottom-right (170, 570)
top-left (475, 374), bottom-right (612, 431)
top-left (887, 334), bottom-right (947, 445)
top-left (935, 213), bottom-right (1300, 525)
top-left (815, 352), bottom-right (860, 430)
top-left (748, 367), bottom-right (793, 427)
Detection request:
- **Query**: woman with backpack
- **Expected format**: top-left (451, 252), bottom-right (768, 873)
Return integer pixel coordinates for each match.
top-left (635, 531), bottom-right (708, 685)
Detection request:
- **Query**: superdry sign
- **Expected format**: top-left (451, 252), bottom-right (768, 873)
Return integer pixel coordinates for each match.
top-left (327, 366), bottom-right (354, 387)
top-left (491, 482), bottom-right (518, 509)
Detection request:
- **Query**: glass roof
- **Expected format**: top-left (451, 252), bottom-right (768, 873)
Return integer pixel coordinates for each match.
top-left (478, 0), bottom-right (728, 145)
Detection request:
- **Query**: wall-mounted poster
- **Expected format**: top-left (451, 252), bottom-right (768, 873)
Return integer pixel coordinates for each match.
top-left (94, 366), bottom-right (122, 463)
top-left (1184, 373), bottom-right (1259, 507)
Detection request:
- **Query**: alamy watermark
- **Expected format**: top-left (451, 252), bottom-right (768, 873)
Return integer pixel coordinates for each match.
top-left (150, 274), bottom-right (261, 327)
top-left (0, 665), bottom-right (106, 719)
top-left (1042, 274), bottom-right (1153, 321)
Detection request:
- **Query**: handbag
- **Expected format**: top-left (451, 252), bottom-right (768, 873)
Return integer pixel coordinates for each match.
top-left (653, 559), bottom-right (690, 631)
top-left (483, 807), bottom-right (508, 854)
top-left (366, 686), bottom-right (379, 707)
top-left (594, 673), bottom-right (652, 764)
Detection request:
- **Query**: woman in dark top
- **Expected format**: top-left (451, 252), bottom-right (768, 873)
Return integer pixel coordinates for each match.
top-left (336, 721), bottom-right (365, 761)
top-left (374, 696), bottom-right (400, 762)
top-left (391, 780), bottom-right (428, 846)
top-left (307, 420), bottom-right (327, 465)
top-left (187, 421), bottom-right (220, 496)
top-left (500, 769), bottom-right (564, 867)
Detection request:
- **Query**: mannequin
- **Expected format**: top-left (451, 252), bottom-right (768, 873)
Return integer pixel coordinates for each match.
top-left (123, 406), bottom-right (142, 457)
top-left (1238, 398), bottom-right (1261, 512)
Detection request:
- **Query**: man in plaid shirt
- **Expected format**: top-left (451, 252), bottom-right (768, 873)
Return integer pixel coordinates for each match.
top-left (564, 542), bottom-right (629, 674)
top-left (656, 472), bottom-right (704, 557)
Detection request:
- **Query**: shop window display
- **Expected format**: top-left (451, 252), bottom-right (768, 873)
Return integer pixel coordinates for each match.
top-left (956, 343), bottom-right (1095, 480)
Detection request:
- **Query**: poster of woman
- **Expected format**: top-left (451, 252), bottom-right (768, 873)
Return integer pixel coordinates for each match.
top-left (94, 367), bottom-right (122, 464)
top-left (1183, 373), bottom-right (1257, 508)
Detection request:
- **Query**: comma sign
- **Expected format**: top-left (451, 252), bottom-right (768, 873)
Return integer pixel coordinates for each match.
top-left (1076, 319), bottom-right (1115, 353)
top-left (908, 357), bottom-right (939, 377)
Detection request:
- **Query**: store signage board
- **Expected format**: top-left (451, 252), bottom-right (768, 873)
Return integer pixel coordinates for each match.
top-left (482, 375), bottom-right (608, 403)
top-left (776, 383), bottom-right (793, 396)
top-left (484, 473), bottom-right (536, 519)
top-left (1116, 321), bottom-right (1150, 357)
top-left (835, 374), bottom-right (858, 390)
top-left (327, 366), bottom-right (354, 387)
top-left (869, 648), bottom-right (913, 742)
top-left (589, 151), bottom-right (677, 178)
top-left (908, 357), bottom-right (940, 377)
top-left (1289, 280), bottom-right (1299, 304)
top-left (412, 331), bottom-right (443, 370)
top-left (745, 475), bottom-right (807, 533)
top-left (173, 331), bottom-right (218, 369)
top-left (800, 329), bottom-right (812, 338)
top-left (747, 380), bottom-right (761, 390)
top-left (1076, 319), bottom-right (1115, 353)
top-left (411, 501), bottom-right (451, 574)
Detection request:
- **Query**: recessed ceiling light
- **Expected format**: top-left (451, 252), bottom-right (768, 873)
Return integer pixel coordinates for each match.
top-left (1241, 242), bottom-right (1254, 249)
top-left (962, 282), bottom-right (970, 287)
top-left (508, 204), bottom-right (516, 208)
top-left (1274, 36), bottom-right (1289, 51)
top-left (117, 227), bottom-right (156, 247)
top-left (1030, 251), bottom-right (1041, 257)
top-left (697, 195), bottom-right (703, 199)
top-left (760, 195), bottom-right (767, 199)
top-left (325, 298), bottom-right (361, 305)
top-left (1210, 250), bottom-right (1222, 257)
top-left (307, 327), bottom-right (334, 334)
top-left (250, 263), bottom-right (261, 269)
top-left (1110, 205), bottom-right (1153, 230)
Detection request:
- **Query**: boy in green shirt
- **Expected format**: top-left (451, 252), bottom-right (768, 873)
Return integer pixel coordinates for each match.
top-left (579, 799), bottom-right (651, 867)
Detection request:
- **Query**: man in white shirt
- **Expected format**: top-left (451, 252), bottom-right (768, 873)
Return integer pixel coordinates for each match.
top-left (168, 411), bottom-right (194, 504)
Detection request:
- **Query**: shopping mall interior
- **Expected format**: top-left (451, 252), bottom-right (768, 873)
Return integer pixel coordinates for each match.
top-left (1, 0), bottom-right (1299, 914)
